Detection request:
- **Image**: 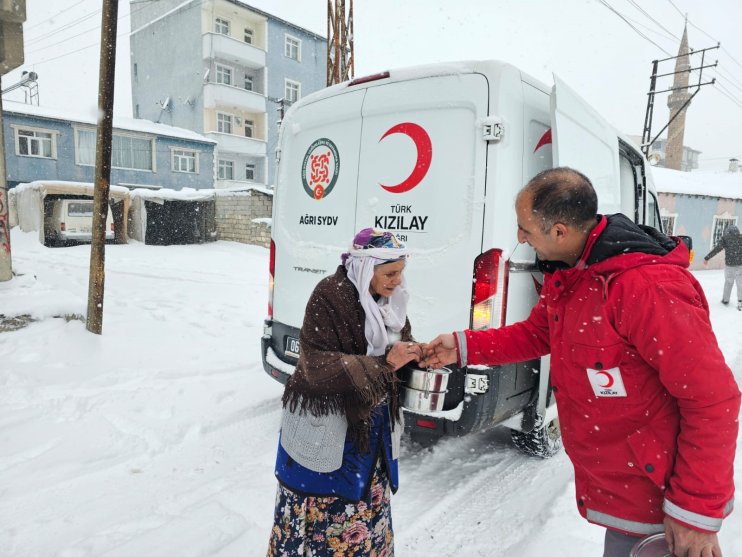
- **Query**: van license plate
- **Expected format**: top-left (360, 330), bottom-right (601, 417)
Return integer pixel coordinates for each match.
top-left (285, 336), bottom-right (300, 358)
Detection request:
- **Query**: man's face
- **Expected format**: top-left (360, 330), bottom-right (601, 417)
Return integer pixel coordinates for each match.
top-left (516, 194), bottom-right (559, 261)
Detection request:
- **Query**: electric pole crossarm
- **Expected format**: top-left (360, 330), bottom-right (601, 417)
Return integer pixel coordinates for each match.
top-left (654, 79), bottom-right (716, 95)
top-left (653, 43), bottom-right (719, 64)
top-left (654, 62), bottom-right (718, 80)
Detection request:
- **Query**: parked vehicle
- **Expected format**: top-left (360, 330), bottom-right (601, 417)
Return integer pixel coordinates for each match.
top-left (261, 60), bottom-right (664, 456)
top-left (45, 198), bottom-right (115, 246)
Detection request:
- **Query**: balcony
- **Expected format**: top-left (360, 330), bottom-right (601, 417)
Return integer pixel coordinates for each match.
top-left (205, 132), bottom-right (266, 157)
top-left (203, 32), bottom-right (265, 69)
top-left (203, 83), bottom-right (266, 113)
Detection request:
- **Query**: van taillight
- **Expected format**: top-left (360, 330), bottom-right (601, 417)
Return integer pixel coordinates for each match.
top-left (60, 222), bottom-right (66, 232)
top-left (471, 249), bottom-right (508, 330)
top-left (268, 239), bottom-right (275, 318)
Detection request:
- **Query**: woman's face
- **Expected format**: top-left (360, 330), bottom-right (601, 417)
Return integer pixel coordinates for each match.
top-left (369, 259), bottom-right (406, 297)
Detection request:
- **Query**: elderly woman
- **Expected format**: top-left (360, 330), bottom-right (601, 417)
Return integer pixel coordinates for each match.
top-left (267, 228), bottom-right (421, 557)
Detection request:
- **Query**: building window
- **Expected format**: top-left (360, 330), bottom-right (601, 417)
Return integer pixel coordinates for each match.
top-left (217, 112), bottom-right (233, 134)
top-left (215, 63), bottom-right (232, 86)
top-left (244, 28), bottom-right (254, 44)
top-left (246, 163), bottom-right (255, 181)
top-left (76, 129), bottom-right (153, 171)
top-left (244, 75), bottom-right (254, 91)
top-left (660, 214), bottom-right (677, 236)
top-left (285, 79), bottom-right (301, 104)
top-left (172, 149), bottom-right (198, 173)
top-left (244, 119), bottom-right (255, 138)
top-left (218, 159), bottom-right (234, 180)
top-left (711, 216), bottom-right (738, 250)
top-left (15, 128), bottom-right (55, 158)
top-left (285, 35), bottom-right (300, 61)
top-left (215, 17), bottom-right (230, 36)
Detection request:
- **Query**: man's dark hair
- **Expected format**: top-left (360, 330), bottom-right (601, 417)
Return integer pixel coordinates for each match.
top-left (520, 167), bottom-right (598, 233)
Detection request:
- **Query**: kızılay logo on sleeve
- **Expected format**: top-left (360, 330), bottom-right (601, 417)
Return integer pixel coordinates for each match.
top-left (301, 138), bottom-right (340, 200)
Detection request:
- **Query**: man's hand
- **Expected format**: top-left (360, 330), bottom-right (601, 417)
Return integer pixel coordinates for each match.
top-left (419, 334), bottom-right (458, 368)
top-left (664, 516), bottom-right (722, 557)
top-left (703, 259), bottom-right (709, 267)
top-left (386, 341), bottom-right (423, 371)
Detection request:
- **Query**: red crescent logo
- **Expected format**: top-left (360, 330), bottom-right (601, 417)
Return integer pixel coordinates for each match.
top-left (596, 370), bottom-right (614, 388)
top-left (378, 122), bottom-right (432, 193)
top-left (534, 128), bottom-right (552, 153)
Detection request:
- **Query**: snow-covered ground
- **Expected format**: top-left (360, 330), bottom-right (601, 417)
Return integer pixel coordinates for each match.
top-left (1, 230), bottom-right (740, 557)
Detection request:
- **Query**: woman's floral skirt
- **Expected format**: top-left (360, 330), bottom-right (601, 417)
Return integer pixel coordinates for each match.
top-left (267, 459), bottom-right (394, 557)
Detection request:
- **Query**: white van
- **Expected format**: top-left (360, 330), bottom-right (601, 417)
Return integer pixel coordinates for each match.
top-left (46, 198), bottom-right (115, 246)
top-left (261, 60), bottom-right (663, 455)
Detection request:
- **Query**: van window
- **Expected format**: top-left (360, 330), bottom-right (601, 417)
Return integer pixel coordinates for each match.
top-left (68, 202), bottom-right (94, 217)
top-left (646, 191), bottom-right (661, 231)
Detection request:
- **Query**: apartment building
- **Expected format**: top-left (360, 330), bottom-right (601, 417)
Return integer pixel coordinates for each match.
top-left (2, 100), bottom-right (215, 190)
top-left (130, 0), bottom-right (327, 189)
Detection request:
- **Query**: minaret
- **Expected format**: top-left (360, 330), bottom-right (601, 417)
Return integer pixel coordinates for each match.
top-left (665, 24), bottom-right (692, 170)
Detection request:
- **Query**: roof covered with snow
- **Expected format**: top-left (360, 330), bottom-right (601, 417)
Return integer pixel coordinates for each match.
top-left (653, 167), bottom-right (742, 200)
top-left (3, 101), bottom-right (215, 144)
top-left (130, 188), bottom-right (216, 202)
top-left (13, 180), bottom-right (131, 199)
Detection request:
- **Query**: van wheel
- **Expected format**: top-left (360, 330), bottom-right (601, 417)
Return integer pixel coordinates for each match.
top-left (510, 417), bottom-right (562, 458)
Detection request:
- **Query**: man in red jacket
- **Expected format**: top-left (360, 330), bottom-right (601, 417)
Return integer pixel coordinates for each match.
top-left (422, 167), bottom-right (740, 557)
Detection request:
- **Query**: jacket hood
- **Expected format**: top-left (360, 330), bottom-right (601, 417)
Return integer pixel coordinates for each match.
top-left (587, 213), bottom-right (688, 274)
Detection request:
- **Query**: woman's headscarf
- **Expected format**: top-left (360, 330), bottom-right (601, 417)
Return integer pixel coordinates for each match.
top-left (342, 229), bottom-right (410, 357)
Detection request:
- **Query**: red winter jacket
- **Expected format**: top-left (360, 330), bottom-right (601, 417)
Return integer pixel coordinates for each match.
top-left (456, 214), bottom-right (740, 536)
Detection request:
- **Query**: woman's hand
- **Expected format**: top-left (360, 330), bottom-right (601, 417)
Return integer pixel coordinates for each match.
top-left (386, 341), bottom-right (424, 371)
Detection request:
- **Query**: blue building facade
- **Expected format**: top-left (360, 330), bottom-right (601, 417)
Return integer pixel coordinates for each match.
top-left (3, 101), bottom-right (215, 190)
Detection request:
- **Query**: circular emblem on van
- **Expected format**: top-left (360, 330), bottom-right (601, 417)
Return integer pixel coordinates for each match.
top-left (301, 138), bottom-right (340, 200)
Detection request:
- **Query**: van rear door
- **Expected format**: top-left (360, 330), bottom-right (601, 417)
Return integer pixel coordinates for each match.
top-left (271, 90), bottom-right (366, 329)
top-left (355, 73), bottom-right (490, 339)
top-left (550, 75), bottom-right (621, 215)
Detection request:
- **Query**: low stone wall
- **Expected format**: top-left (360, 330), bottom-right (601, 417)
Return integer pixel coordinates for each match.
top-left (214, 188), bottom-right (273, 247)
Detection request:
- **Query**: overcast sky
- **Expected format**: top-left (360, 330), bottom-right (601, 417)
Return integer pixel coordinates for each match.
top-left (6, 0), bottom-right (741, 170)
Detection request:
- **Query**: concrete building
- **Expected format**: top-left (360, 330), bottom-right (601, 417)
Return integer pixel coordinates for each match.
top-left (2, 100), bottom-right (216, 190)
top-left (129, 0), bottom-right (327, 189)
top-left (654, 167), bottom-right (742, 270)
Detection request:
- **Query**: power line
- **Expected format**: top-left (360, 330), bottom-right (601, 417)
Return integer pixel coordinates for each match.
top-left (665, 0), bottom-right (685, 19)
top-left (23, 1), bottom-right (201, 68)
top-left (625, 0), bottom-right (681, 42)
top-left (25, 10), bottom-right (101, 46)
top-left (24, 0), bottom-right (88, 32)
top-left (681, 15), bottom-right (742, 74)
top-left (714, 82), bottom-right (742, 110)
top-left (596, 0), bottom-right (673, 56)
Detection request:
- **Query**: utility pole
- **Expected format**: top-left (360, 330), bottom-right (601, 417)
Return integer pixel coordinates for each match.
top-left (0, 0), bottom-right (27, 282)
top-left (640, 37), bottom-right (718, 161)
top-left (327, 0), bottom-right (354, 86)
top-left (86, 0), bottom-right (118, 334)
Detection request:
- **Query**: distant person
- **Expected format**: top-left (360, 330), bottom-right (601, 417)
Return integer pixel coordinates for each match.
top-left (703, 225), bottom-right (742, 310)
top-left (267, 228), bottom-right (423, 556)
top-left (421, 168), bottom-right (740, 557)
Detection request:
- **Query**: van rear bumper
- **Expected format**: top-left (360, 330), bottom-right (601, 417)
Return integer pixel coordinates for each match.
top-left (404, 360), bottom-right (540, 438)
